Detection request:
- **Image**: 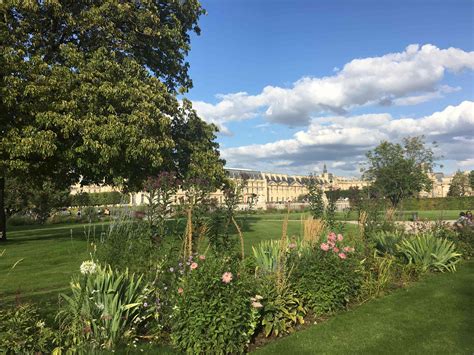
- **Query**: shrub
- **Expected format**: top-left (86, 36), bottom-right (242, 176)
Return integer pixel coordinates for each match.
top-left (70, 191), bottom-right (130, 207)
top-left (97, 215), bottom-right (156, 273)
top-left (0, 304), bottom-right (54, 354)
top-left (257, 275), bottom-right (306, 337)
top-left (402, 196), bottom-right (474, 210)
top-left (360, 252), bottom-right (397, 299)
top-left (454, 226), bottom-right (474, 258)
top-left (171, 255), bottom-right (257, 354)
top-left (57, 261), bottom-right (153, 351)
top-left (398, 233), bottom-right (462, 272)
top-left (292, 233), bottom-right (362, 315)
top-left (6, 214), bottom-right (39, 226)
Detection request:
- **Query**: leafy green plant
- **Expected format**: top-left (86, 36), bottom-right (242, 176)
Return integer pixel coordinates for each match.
top-left (292, 234), bottom-right (362, 315)
top-left (371, 230), bottom-right (405, 255)
top-left (0, 304), bottom-right (54, 354)
top-left (398, 233), bottom-right (461, 272)
top-left (257, 275), bottom-right (306, 337)
top-left (97, 213), bottom-right (157, 273)
top-left (171, 255), bottom-right (257, 354)
top-left (454, 226), bottom-right (474, 258)
top-left (252, 239), bottom-right (282, 273)
top-left (57, 262), bottom-right (152, 351)
top-left (360, 252), bottom-right (397, 300)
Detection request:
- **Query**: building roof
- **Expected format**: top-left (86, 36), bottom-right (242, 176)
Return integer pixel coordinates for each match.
top-left (225, 168), bottom-right (262, 180)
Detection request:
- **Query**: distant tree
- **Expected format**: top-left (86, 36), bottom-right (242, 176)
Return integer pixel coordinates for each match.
top-left (324, 187), bottom-right (338, 231)
top-left (469, 170), bottom-right (474, 190)
top-left (364, 136), bottom-right (436, 207)
top-left (0, 1), bottom-right (219, 241)
top-left (4, 176), bottom-right (29, 218)
top-left (5, 177), bottom-right (70, 223)
top-left (346, 186), bottom-right (362, 211)
top-left (306, 174), bottom-right (325, 219)
top-left (447, 171), bottom-right (470, 197)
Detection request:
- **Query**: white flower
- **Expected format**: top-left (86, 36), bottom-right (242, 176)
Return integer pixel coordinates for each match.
top-left (36, 321), bottom-right (45, 328)
top-left (80, 260), bottom-right (97, 275)
top-left (95, 302), bottom-right (105, 311)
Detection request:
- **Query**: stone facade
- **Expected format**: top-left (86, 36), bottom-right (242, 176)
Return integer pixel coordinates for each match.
top-left (419, 172), bottom-right (472, 198)
top-left (71, 167), bottom-right (367, 209)
top-left (71, 168), bottom-right (466, 208)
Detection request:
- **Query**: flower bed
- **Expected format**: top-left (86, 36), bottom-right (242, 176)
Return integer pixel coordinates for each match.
top-left (1, 216), bottom-right (469, 354)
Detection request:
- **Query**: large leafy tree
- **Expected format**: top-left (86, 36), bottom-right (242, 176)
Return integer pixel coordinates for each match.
top-left (364, 136), bottom-right (436, 207)
top-left (447, 170), bottom-right (470, 197)
top-left (0, 1), bottom-right (224, 241)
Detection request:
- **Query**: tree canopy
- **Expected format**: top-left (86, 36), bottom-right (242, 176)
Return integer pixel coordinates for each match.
top-left (0, 0), bottom-right (225, 240)
top-left (447, 171), bottom-right (470, 197)
top-left (364, 136), bottom-right (436, 207)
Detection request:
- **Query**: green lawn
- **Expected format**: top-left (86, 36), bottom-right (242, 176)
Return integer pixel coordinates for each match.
top-left (241, 209), bottom-right (460, 221)
top-left (254, 260), bottom-right (474, 354)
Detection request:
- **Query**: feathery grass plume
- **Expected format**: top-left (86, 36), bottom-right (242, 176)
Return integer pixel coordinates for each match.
top-left (385, 207), bottom-right (396, 222)
top-left (231, 216), bottom-right (245, 260)
top-left (303, 216), bottom-right (325, 245)
top-left (183, 208), bottom-right (193, 261)
top-left (359, 210), bottom-right (368, 238)
top-left (197, 221), bottom-right (209, 249)
top-left (277, 215), bottom-right (289, 291)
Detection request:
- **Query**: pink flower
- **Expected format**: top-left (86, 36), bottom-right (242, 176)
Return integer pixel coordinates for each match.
top-left (251, 301), bottom-right (263, 309)
top-left (320, 243), bottom-right (330, 251)
top-left (190, 262), bottom-right (198, 270)
top-left (333, 247), bottom-right (340, 253)
top-left (178, 287), bottom-right (184, 294)
top-left (337, 234), bottom-right (343, 241)
top-left (343, 246), bottom-right (354, 253)
top-left (199, 255), bottom-right (206, 261)
top-left (328, 232), bottom-right (336, 242)
top-left (328, 240), bottom-right (335, 248)
top-left (222, 272), bottom-right (233, 284)
top-left (338, 252), bottom-right (347, 259)
top-left (288, 242), bottom-right (297, 249)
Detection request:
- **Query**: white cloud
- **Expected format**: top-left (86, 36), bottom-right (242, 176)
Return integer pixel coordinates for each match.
top-left (193, 44), bottom-right (474, 131)
top-left (457, 159), bottom-right (474, 168)
top-left (222, 101), bottom-right (474, 175)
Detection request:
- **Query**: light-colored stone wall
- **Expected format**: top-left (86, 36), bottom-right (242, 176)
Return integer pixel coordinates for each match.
top-left (71, 169), bottom-right (467, 207)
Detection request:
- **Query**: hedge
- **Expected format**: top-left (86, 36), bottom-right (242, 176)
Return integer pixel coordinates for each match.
top-left (400, 196), bottom-right (474, 211)
top-left (70, 191), bottom-right (130, 207)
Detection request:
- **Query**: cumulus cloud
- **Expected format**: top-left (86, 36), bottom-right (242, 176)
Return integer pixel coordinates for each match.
top-left (193, 44), bottom-right (474, 131)
top-left (457, 158), bottom-right (474, 168)
top-left (222, 101), bottom-right (474, 175)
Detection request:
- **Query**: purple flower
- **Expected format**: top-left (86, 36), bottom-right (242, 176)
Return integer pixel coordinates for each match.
top-left (143, 302), bottom-right (148, 307)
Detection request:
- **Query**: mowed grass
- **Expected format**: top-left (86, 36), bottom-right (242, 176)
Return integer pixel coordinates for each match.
top-left (254, 260), bottom-right (474, 355)
top-left (242, 209), bottom-right (460, 221)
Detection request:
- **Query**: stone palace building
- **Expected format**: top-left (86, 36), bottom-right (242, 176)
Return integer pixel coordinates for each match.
top-left (71, 165), bottom-right (367, 209)
top-left (71, 167), bottom-right (462, 209)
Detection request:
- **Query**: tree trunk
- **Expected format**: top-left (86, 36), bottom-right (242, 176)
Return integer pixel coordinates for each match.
top-left (0, 176), bottom-right (7, 241)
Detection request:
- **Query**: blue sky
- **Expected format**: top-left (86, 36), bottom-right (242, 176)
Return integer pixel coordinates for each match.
top-left (184, 0), bottom-right (474, 176)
